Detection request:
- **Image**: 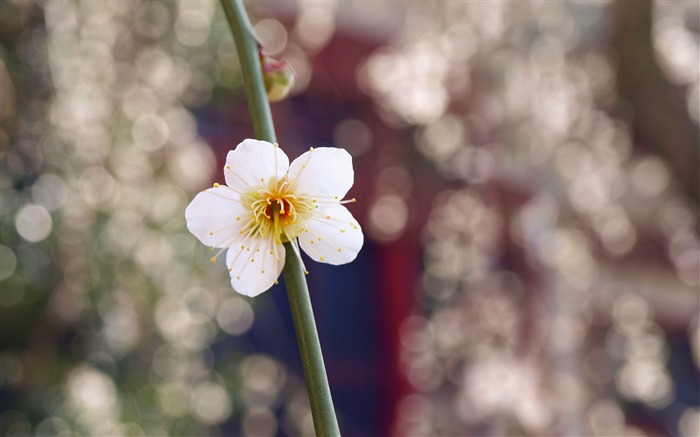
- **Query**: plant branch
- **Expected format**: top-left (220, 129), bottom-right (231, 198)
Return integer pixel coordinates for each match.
top-left (219, 0), bottom-right (276, 143)
top-left (218, 1), bottom-right (340, 435)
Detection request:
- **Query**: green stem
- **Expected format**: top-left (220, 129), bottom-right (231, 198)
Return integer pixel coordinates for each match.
top-left (219, 1), bottom-right (340, 435)
top-left (283, 245), bottom-right (341, 436)
top-left (219, 0), bottom-right (276, 143)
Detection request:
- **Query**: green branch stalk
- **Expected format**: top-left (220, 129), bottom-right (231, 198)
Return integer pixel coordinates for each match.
top-left (218, 1), bottom-right (341, 435)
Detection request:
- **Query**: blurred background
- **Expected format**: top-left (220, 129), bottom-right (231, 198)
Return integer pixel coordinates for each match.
top-left (1, 0), bottom-right (699, 436)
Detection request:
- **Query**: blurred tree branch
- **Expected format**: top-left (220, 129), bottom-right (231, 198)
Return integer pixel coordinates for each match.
top-left (611, 0), bottom-right (699, 203)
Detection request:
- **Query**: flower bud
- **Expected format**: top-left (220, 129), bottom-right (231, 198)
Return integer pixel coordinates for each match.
top-left (260, 51), bottom-right (295, 102)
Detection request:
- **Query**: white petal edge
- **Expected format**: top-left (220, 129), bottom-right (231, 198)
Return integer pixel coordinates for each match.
top-left (185, 186), bottom-right (250, 248)
top-left (298, 204), bottom-right (363, 265)
top-left (227, 237), bottom-right (285, 297)
top-left (224, 139), bottom-right (290, 192)
top-left (288, 147), bottom-right (354, 200)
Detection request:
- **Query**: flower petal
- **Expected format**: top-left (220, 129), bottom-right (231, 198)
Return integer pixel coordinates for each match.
top-left (227, 236), bottom-right (285, 297)
top-left (224, 139), bottom-right (290, 191)
top-left (298, 204), bottom-right (363, 265)
top-left (289, 147), bottom-right (354, 199)
top-left (185, 186), bottom-right (250, 248)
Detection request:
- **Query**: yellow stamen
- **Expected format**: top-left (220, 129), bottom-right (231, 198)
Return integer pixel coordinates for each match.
top-left (273, 209), bottom-right (281, 244)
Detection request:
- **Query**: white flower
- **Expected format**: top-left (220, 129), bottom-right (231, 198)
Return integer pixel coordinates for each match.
top-left (185, 139), bottom-right (363, 297)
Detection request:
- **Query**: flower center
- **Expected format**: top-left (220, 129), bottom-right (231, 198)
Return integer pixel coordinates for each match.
top-left (247, 177), bottom-right (312, 243)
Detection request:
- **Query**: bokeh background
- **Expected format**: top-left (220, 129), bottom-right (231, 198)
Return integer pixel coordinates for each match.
top-left (1, 0), bottom-right (699, 436)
